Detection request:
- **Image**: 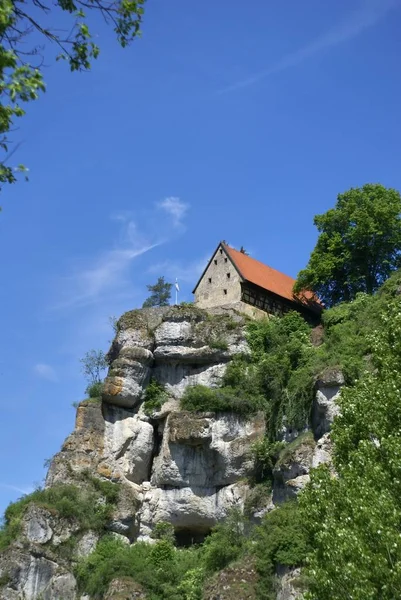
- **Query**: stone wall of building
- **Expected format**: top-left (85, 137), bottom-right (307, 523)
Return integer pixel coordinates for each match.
top-left (194, 244), bottom-right (242, 308)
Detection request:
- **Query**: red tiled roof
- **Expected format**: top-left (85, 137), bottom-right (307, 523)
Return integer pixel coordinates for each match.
top-left (223, 243), bottom-right (318, 307)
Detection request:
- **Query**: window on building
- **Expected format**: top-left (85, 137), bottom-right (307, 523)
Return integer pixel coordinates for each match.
top-left (220, 249), bottom-right (223, 254)
top-left (223, 289), bottom-right (227, 295)
top-left (227, 273), bottom-right (230, 279)
top-left (224, 258), bottom-right (228, 263)
top-left (214, 259), bottom-right (217, 265)
top-left (208, 278), bottom-right (212, 283)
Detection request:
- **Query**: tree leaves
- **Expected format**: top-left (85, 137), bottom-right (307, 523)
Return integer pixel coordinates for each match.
top-left (294, 184), bottom-right (401, 307)
top-left (0, 0), bottom-right (146, 193)
top-left (300, 298), bottom-right (401, 599)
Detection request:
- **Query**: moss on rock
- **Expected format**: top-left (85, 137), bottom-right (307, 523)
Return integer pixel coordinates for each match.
top-left (276, 432), bottom-right (316, 469)
top-left (168, 412), bottom-right (211, 444)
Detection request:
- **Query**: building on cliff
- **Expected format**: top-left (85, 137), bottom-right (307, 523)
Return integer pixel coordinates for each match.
top-left (193, 241), bottom-right (321, 319)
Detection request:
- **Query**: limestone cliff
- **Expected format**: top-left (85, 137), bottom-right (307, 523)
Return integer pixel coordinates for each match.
top-left (0, 305), bottom-right (341, 600)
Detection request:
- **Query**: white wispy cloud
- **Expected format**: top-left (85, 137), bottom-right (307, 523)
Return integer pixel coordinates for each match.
top-left (219, 0), bottom-right (400, 94)
top-left (0, 482), bottom-right (34, 495)
top-left (148, 255), bottom-right (209, 285)
top-left (53, 199), bottom-right (190, 311)
top-left (157, 197), bottom-right (189, 227)
top-left (34, 363), bottom-right (58, 382)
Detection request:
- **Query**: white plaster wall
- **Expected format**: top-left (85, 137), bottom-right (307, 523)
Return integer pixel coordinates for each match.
top-left (194, 245), bottom-right (242, 308)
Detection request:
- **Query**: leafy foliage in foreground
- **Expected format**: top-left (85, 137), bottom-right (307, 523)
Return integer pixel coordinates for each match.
top-left (0, 0), bottom-right (145, 193)
top-left (255, 501), bottom-right (310, 599)
top-left (299, 297), bottom-right (401, 599)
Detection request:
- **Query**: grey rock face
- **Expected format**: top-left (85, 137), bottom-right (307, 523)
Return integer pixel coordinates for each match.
top-left (276, 567), bottom-right (304, 600)
top-left (103, 405), bottom-right (154, 484)
top-left (23, 506), bottom-right (53, 545)
top-left (0, 550), bottom-right (76, 600)
top-left (273, 435), bottom-right (316, 503)
top-left (151, 411), bottom-right (265, 489)
top-left (312, 369), bottom-right (344, 438)
top-left (312, 432), bottom-right (333, 468)
top-left (75, 531), bottom-right (99, 559)
top-left (138, 482), bottom-right (249, 540)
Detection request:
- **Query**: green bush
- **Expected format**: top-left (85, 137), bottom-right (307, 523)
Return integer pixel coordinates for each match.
top-left (299, 297), bottom-right (401, 599)
top-left (254, 500), bottom-right (309, 599)
top-left (251, 439), bottom-right (284, 483)
top-left (208, 337), bottom-right (229, 351)
top-left (202, 510), bottom-right (249, 572)
top-left (85, 381), bottom-right (104, 398)
top-left (150, 521), bottom-right (175, 544)
top-left (177, 568), bottom-right (204, 600)
top-left (143, 378), bottom-right (168, 415)
top-left (76, 535), bottom-right (202, 599)
top-left (181, 384), bottom-right (266, 415)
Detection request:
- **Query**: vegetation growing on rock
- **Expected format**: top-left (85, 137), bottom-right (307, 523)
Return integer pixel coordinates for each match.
top-left (143, 378), bottom-right (168, 415)
top-left (0, 478), bottom-right (118, 552)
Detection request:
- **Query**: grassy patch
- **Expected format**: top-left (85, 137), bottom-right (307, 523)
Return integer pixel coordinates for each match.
top-left (181, 384), bottom-right (266, 415)
top-left (85, 381), bottom-right (104, 399)
top-left (208, 337), bottom-right (229, 351)
top-left (143, 378), bottom-right (168, 415)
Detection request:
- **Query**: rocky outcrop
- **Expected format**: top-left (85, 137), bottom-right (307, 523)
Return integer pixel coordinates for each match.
top-left (312, 368), bottom-right (343, 438)
top-left (276, 567), bottom-right (305, 600)
top-left (273, 433), bottom-right (316, 503)
top-left (0, 548), bottom-right (77, 600)
top-left (45, 306), bottom-right (260, 545)
top-left (105, 577), bottom-right (147, 599)
top-left (0, 305), bottom-right (343, 599)
top-left (203, 556), bottom-right (258, 599)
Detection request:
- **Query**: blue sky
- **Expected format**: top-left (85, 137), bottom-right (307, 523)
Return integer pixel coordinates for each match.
top-left (0, 0), bottom-right (400, 515)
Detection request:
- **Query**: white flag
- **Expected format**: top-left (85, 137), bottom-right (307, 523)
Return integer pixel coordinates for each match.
top-left (175, 280), bottom-right (180, 292)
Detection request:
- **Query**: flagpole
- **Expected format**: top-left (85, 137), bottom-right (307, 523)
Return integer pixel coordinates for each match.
top-left (175, 278), bottom-right (179, 305)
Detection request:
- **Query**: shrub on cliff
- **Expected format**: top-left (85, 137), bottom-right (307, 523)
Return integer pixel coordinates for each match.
top-left (180, 384), bottom-right (266, 415)
top-left (202, 510), bottom-right (249, 572)
top-left (0, 480), bottom-right (118, 550)
top-left (255, 500), bottom-right (309, 599)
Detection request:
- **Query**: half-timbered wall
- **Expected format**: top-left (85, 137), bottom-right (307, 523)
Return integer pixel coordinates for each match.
top-left (241, 282), bottom-right (289, 316)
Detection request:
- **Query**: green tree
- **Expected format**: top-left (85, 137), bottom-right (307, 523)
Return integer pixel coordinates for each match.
top-left (80, 349), bottom-right (107, 397)
top-left (142, 276), bottom-right (172, 307)
top-left (0, 0), bottom-right (145, 193)
top-left (299, 298), bottom-right (401, 599)
top-left (294, 184), bottom-right (401, 306)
